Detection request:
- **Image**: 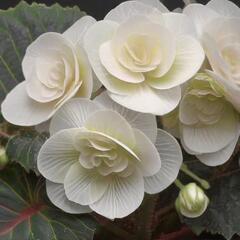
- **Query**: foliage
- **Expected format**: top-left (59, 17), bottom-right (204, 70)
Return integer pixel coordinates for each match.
top-left (0, 165), bottom-right (97, 240)
top-left (6, 131), bottom-right (48, 175)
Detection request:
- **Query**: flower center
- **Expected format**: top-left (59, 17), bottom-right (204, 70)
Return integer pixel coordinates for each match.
top-left (77, 137), bottom-right (133, 177)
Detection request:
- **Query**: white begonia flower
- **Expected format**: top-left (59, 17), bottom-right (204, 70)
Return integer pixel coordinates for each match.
top-left (175, 183), bottom-right (209, 218)
top-left (83, 0), bottom-right (204, 115)
top-left (37, 91), bottom-right (183, 219)
top-left (183, 0), bottom-right (240, 112)
top-left (178, 73), bottom-right (239, 166)
top-left (1, 16), bottom-right (97, 127)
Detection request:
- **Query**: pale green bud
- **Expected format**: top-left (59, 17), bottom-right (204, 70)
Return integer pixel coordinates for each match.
top-left (0, 147), bottom-right (8, 169)
top-left (175, 183), bottom-right (209, 218)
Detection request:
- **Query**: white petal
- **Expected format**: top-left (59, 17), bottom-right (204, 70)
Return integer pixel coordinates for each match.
top-left (37, 128), bottom-right (79, 183)
top-left (90, 169), bottom-right (144, 219)
top-left (147, 35), bottom-right (205, 89)
top-left (99, 41), bottom-right (144, 83)
top-left (84, 20), bottom-right (137, 95)
top-left (207, 71), bottom-right (240, 112)
top-left (181, 104), bottom-right (238, 153)
top-left (73, 129), bottom-right (139, 161)
top-left (196, 123), bottom-right (240, 166)
top-left (179, 95), bottom-right (199, 126)
top-left (50, 98), bottom-right (102, 135)
top-left (46, 180), bottom-right (91, 214)
top-left (136, 0), bottom-right (169, 12)
top-left (94, 91), bottom-right (157, 142)
top-left (64, 162), bottom-right (109, 205)
top-left (133, 129), bottom-right (161, 176)
top-left (74, 45), bottom-right (93, 98)
top-left (162, 12), bottom-right (197, 37)
top-left (104, 1), bottom-right (161, 23)
top-left (183, 3), bottom-right (219, 37)
top-left (144, 129), bottom-right (182, 194)
top-left (207, 0), bottom-right (240, 18)
top-left (84, 109), bottom-right (136, 148)
top-left (109, 84), bottom-right (181, 116)
top-left (1, 81), bottom-right (56, 126)
top-left (92, 72), bottom-right (102, 92)
top-left (63, 16), bottom-right (96, 45)
top-left (23, 32), bottom-right (78, 103)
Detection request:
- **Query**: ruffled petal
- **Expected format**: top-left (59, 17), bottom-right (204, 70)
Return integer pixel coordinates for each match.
top-left (63, 16), bottom-right (96, 45)
top-left (1, 81), bottom-right (56, 126)
top-left (94, 91), bottom-right (157, 142)
top-left (144, 129), bottom-right (182, 194)
top-left (109, 84), bottom-right (181, 116)
top-left (37, 128), bottom-right (79, 183)
top-left (90, 169), bottom-right (144, 219)
top-left (50, 98), bottom-right (102, 135)
top-left (133, 129), bottom-right (161, 176)
top-left (46, 180), bottom-right (91, 213)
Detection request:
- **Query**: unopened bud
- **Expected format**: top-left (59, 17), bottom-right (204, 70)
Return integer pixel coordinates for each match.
top-left (175, 183), bottom-right (209, 218)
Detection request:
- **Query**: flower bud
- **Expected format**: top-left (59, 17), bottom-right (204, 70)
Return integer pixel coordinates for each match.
top-left (175, 183), bottom-right (209, 218)
top-left (0, 147), bottom-right (8, 169)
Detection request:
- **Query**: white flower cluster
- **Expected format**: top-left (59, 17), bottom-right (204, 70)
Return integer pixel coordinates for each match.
top-left (1, 0), bottom-right (239, 219)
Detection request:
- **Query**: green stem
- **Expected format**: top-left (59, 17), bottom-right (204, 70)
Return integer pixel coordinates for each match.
top-left (181, 164), bottom-right (210, 190)
top-left (174, 179), bottom-right (185, 190)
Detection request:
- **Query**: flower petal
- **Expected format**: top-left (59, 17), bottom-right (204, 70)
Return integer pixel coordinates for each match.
top-left (133, 129), bottom-right (161, 176)
top-left (64, 162), bottom-right (109, 205)
top-left (99, 41), bottom-right (145, 83)
top-left (196, 123), bottom-right (240, 166)
top-left (94, 91), bottom-right (157, 142)
top-left (144, 129), bottom-right (182, 194)
top-left (23, 32), bottom-right (78, 103)
top-left (136, 0), bottom-right (169, 12)
top-left (84, 20), bottom-right (137, 95)
top-left (1, 81), bottom-right (56, 126)
top-left (104, 1), bottom-right (161, 23)
top-left (162, 12), bottom-right (197, 37)
top-left (207, 0), bottom-right (240, 18)
top-left (74, 45), bottom-right (93, 98)
top-left (63, 16), bottom-right (96, 45)
top-left (90, 169), bottom-right (144, 219)
top-left (147, 35), bottom-right (205, 89)
top-left (84, 109), bottom-right (136, 148)
top-left (50, 98), bottom-right (102, 135)
top-left (37, 128), bottom-right (79, 183)
top-left (109, 83), bottom-right (181, 116)
top-left (183, 3), bottom-right (219, 36)
top-left (46, 180), bottom-right (91, 214)
top-left (181, 104), bottom-right (238, 153)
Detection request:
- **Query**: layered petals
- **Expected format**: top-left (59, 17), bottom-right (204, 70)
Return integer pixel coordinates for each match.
top-left (144, 129), bottom-right (182, 194)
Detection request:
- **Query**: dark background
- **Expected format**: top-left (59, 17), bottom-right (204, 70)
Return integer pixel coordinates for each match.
top-left (0, 0), bottom-right (239, 20)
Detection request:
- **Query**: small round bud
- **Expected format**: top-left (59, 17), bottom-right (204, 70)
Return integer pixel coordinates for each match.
top-left (175, 183), bottom-right (209, 218)
top-left (0, 147), bottom-right (8, 169)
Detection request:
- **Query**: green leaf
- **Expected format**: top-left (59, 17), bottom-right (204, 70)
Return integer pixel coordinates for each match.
top-left (0, 1), bottom-right (86, 103)
top-left (6, 131), bottom-right (49, 175)
top-left (182, 172), bottom-right (240, 239)
top-left (0, 165), bottom-right (97, 240)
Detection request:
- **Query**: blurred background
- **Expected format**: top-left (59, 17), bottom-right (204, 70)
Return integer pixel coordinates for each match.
top-left (0, 0), bottom-right (239, 20)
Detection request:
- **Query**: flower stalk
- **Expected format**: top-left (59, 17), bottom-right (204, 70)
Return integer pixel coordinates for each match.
top-left (180, 163), bottom-right (210, 190)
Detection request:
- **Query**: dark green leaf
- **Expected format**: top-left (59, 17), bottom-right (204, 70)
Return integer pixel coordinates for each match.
top-left (182, 172), bottom-right (240, 240)
top-left (6, 131), bottom-right (49, 175)
top-left (0, 1), bottom-right (85, 103)
top-left (0, 165), bottom-right (97, 240)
